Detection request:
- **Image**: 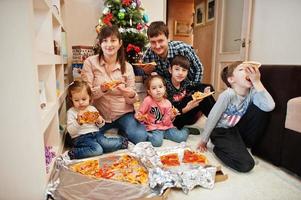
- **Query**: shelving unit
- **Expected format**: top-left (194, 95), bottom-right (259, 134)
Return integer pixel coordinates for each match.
top-left (0, 0), bottom-right (69, 198)
top-left (34, 0), bottom-right (69, 181)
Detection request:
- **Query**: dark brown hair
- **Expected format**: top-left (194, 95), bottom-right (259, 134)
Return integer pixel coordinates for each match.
top-left (97, 25), bottom-right (126, 74)
top-left (171, 55), bottom-right (190, 70)
top-left (147, 21), bottom-right (169, 38)
top-left (221, 61), bottom-right (243, 87)
top-left (68, 81), bottom-right (92, 105)
top-left (144, 75), bottom-right (167, 98)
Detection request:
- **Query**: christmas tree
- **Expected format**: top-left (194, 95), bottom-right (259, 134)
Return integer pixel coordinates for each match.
top-left (97, 0), bottom-right (149, 65)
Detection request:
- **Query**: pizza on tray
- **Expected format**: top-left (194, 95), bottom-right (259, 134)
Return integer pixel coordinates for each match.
top-left (70, 155), bottom-right (148, 184)
top-left (160, 153), bottom-right (180, 167)
top-left (182, 150), bottom-right (208, 165)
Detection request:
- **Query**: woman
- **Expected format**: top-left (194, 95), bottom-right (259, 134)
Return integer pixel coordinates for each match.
top-left (81, 25), bottom-right (147, 150)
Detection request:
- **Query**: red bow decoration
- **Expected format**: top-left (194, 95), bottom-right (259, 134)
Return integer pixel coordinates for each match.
top-left (126, 44), bottom-right (141, 53)
top-left (122, 0), bottom-right (132, 6)
top-left (102, 13), bottom-right (113, 26)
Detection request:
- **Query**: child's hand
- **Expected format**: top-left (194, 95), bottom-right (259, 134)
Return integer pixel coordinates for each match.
top-left (185, 98), bottom-right (202, 112)
top-left (204, 86), bottom-right (211, 93)
top-left (197, 140), bottom-right (208, 152)
top-left (170, 107), bottom-right (180, 119)
top-left (135, 112), bottom-right (148, 122)
top-left (245, 64), bottom-right (261, 84)
top-left (77, 110), bottom-right (85, 125)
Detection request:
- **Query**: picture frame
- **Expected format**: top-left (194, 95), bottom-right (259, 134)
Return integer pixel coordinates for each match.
top-left (174, 20), bottom-right (191, 36)
top-left (206, 0), bottom-right (215, 22)
top-left (195, 2), bottom-right (206, 26)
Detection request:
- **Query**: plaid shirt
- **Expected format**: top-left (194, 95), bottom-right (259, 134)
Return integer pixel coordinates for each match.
top-left (143, 41), bottom-right (203, 83)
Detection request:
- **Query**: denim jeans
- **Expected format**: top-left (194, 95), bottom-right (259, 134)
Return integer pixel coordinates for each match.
top-left (148, 127), bottom-right (189, 147)
top-left (97, 112), bottom-right (148, 148)
top-left (70, 132), bottom-right (103, 159)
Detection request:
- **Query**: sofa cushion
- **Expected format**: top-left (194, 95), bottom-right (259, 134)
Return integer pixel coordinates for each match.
top-left (285, 97), bottom-right (301, 133)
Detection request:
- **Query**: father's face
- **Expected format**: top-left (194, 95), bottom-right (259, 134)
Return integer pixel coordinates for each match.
top-left (149, 33), bottom-right (169, 58)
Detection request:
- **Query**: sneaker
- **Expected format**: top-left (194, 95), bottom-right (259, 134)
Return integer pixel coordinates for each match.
top-left (188, 127), bottom-right (200, 135)
top-left (120, 137), bottom-right (129, 149)
top-left (61, 150), bottom-right (71, 160)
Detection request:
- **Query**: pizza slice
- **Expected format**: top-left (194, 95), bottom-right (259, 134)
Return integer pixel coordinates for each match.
top-left (192, 91), bottom-right (215, 100)
top-left (132, 61), bottom-right (156, 67)
top-left (182, 150), bottom-right (208, 165)
top-left (103, 80), bottom-right (123, 90)
top-left (160, 153), bottom-right (180, 167)
top-left (242, 61), bottom-right (261, 68)
top-left (79, 111), bottom-right (100, 124)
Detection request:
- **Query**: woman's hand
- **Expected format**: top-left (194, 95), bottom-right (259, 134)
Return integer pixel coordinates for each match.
top-left (116, 85), bottom-right (136, 98)
top-left (95, 115), bottom-right (105, 127)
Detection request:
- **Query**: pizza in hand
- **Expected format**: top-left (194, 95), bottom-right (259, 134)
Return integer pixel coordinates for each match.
top-left (102, 80), bottom-right (123, 90)
top-left (192, 91), bottom-right (214, 100)
top-left (79, 111), bottom-right (100, 124)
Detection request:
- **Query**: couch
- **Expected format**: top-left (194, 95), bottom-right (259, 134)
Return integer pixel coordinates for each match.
top-left (252, 65), bottom-right (301, 177)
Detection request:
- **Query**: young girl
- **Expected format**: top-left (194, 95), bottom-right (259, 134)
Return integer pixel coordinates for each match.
top-left (135, 75), bottom-right (189, 147)
top-left (81, 25), bottom-right (148, 145)
top-left (66, 81), bottom-right (127, 160)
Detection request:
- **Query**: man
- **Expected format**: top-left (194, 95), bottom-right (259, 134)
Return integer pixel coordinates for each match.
top-left (143, 21), bottom-right (203, 84)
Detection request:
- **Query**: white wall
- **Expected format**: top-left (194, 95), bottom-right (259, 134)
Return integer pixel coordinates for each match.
top-left (142, 0), bottom-right (167, 23)
top-left (249, 0), bottom-right (301, 64)
top-left (64, 0), bottom-right (166, 62)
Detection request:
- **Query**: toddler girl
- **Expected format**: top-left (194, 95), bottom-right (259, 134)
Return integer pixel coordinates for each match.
top-left (135, 75), bottom-right (189, 147)
top-left (66, 81), bottom-right (127, 160)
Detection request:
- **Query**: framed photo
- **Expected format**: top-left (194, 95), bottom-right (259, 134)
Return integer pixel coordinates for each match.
top-left (206, 0), bottom-right (215, 22)
top-left (195, 2), bottom-right (205, 26)
top-left (174, 20), bottom-right (191, 36)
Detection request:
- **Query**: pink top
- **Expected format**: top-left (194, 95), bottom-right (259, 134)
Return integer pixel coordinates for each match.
top-left (137, 96), bottom-right (174, 131)
top-left (81, 55), bottom-right (137, 122)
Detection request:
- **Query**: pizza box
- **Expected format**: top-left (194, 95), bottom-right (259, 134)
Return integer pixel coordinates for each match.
top-left (215, 166), bottom-right (228, 183)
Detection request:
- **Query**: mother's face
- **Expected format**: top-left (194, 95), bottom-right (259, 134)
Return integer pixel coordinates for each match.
top-left (100, 35), bottom-right (122, 57)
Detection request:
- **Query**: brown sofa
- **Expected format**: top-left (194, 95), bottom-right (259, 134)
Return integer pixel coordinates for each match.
top-left (252, 65), bottom-right (301, 177)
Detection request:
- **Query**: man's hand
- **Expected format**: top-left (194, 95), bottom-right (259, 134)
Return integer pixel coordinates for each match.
top-left (142, 63), bottom-right (156, 74)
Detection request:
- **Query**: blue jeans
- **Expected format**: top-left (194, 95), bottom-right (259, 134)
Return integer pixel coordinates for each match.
top-left (70, 132), bottom-right (103, 159)
top-left (148, 127), bottom-right (189, 147)
top-left (97, 112), bottom-right (148, 149)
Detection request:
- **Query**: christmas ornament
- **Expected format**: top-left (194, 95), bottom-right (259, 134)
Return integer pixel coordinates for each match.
top-left (131, 2), bottom-right (137, 9)
top-left (143, 13), bottom-right (149, 23)
top-left (103, 7), bottom-right (110, 15)
top-left (122, 0), bottom-right (132, 6)
top-left (118, 12), bottom-right (125, 19)
top-left (136, 23), bottom-right (143, 30)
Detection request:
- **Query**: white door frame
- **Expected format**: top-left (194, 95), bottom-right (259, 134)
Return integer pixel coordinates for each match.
top-left (211, 0), bottom-right (253, 94)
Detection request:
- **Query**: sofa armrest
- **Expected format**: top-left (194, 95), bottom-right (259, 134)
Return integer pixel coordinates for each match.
top-left (285, 97), bottom-right (301, 133)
